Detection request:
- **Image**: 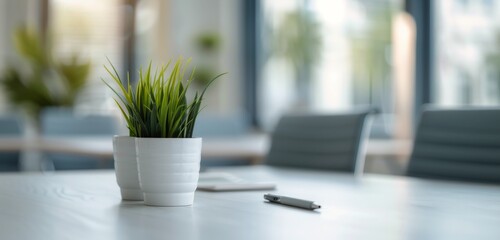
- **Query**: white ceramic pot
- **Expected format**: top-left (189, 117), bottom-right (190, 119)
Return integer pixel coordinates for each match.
top-left (112, 136), bottom-right (143, 201)
top-left (136, 138), bottom-right (202, 207)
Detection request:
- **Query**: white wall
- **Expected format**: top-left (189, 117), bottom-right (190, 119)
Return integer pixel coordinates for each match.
top-left (165, 0), bottom-right (244, 115)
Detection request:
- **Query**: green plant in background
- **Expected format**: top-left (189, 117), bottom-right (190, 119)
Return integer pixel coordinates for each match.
top-left (0, 27), bottom-right (91, 122)
top-left (196, 32), bottom-right (221, 52)
top-left (349, 3), bottom-right (394, 106)
top-left (103, 58), bottom-right (225, 138)
top-left (272, 9), bottom-right (322, 106)
top-left (273, 10), bottom-right (322, 72)
top-left (192, 32), bottom-right (222, 86)
top-left (193, 66), bottom-right (219, 86)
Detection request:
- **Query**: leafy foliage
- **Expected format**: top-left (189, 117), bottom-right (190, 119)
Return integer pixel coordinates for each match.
top-left (350, 5), bottom-right (393, 89)
top-left (272, 10), bottom-right (322, 70)
top-left (0, 27), bottom-right (91, 120)
top-left (192, 32), bottom-right (222, 86)
top-left (195, 32), bottom-right (221, 52)
top-left (103, 58), bottom-right (224, 138)
top-left (269, 9), bottom-right (322, 106)
top-left (193, 66), bottom-right (218, 86)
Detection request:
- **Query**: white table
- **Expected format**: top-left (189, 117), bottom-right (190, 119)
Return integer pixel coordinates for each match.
top-left (0, 166), bottom-right (498, 240)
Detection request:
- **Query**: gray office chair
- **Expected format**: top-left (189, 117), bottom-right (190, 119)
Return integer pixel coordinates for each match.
top-left (265, 110), bottom-right (374, 174)
top-left (194, 113), bottom-right (250, 168)
top-left (0, 115), bottom-right (22, 172)
top-left (42, 109), bottom-right (117, 136)
top-left (194, 113), bottom-right (249, 137)
top-left (407, 107), bottom-right (500, 183)
top-left (41, 108), bottom-right (118, 170)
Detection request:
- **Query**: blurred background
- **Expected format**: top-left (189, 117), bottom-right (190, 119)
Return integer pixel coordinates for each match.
top-left (1, 0), bottom-right (499, 173)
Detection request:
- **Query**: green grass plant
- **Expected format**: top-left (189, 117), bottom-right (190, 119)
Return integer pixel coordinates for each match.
top-left (103, 57), bottom-right (224, 138)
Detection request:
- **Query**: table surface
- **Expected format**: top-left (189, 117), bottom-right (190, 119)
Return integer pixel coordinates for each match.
top-left (0, 166), bottom-right (498, 240)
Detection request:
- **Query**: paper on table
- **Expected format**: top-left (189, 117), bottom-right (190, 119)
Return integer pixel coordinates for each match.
top-left (197, 172), bottom-right (276, 192)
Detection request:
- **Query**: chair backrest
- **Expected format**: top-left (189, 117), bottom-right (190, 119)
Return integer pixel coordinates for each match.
top-left (0, 115), bottom-right (22, 136)
top-left (194, 113), bottom-right (248, 137)
top-left (39, 108), bottom-right (118, 171)
top-left (41, 108), bottom-right (118, 136)
top-left (0, 115), bottom-right (22, 172)
top-left (265, 110), bottom-right (373, 174)
top-left (407, 107), bottom-right (500, 183)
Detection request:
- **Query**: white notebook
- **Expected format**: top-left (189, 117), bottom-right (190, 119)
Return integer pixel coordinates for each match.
top-left (197, 172), bottom-right (276, 192)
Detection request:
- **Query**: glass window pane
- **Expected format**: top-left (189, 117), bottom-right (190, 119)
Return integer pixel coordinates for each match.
top-left (434, 0), bottom-right (500, 106)
top-left (259, 0), bottom-right (402, 136)
top-left (50, 0), bottom-right (123, 111)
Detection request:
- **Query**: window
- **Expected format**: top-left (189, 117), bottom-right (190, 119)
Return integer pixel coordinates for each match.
top-left (50, 0), bottom-right (124, 112)
top-left (258, 0), bottom-right (403, 136)
top-left (434, 0), bottom-right (500, 106)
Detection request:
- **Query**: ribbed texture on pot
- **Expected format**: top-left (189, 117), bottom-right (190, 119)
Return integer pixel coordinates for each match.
top-left (113, 136), bottom-right (143, 201)
top-left (136, 138), bottom-right (202, 206)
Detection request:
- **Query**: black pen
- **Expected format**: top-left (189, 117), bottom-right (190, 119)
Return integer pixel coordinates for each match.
top-left (264, 194), bottom-right (321, 210)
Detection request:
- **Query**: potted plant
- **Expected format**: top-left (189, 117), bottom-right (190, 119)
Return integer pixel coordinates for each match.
top-left (103, 62), bottom-right (143, 201)
top-left (104, 58), bottom-right (224, 206)
top-left (0, 26), bottom-right (91, 134)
